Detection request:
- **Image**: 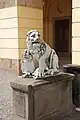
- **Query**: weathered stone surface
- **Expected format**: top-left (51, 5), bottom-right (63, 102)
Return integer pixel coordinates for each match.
top-left (0, 0), bottom-right (16, 8)
top-left (21, 30), bottom-right (59, 78)
top-left (10, 73), bottom-right (75, 120)
top-left (0, 0), bottom-right (5, 9)
top-left (11, 78), bottom-right (49, 119)
top-left (0, 58), bottom-right (21, 75)
top-left (0, 0), bottom-right (43, 9)
top-left (13, 90), bottom-right (26, 118)
top-left (11, 78), bottom-right (49, 92)
top-left (32, 74), bottom-right (74, 120)
top-left (4, 0), bottom-right (15, 7)
top-left (17, 0), bottom-right (43, 9)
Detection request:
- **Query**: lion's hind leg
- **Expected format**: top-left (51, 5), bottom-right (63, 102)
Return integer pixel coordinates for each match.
top-left (50, 50), bottom-right (59, 74)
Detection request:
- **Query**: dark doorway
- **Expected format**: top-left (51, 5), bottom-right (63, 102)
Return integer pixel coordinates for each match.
top-left (55, 19), bottom-right (69, 53)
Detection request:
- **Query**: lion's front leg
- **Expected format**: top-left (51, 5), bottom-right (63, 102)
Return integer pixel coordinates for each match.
top-left (51, 51), bottom-right (59, 74)
top-left (34, 56), bottom-right (46, 78)
top-left (39, 57), bottom-right (45, 77)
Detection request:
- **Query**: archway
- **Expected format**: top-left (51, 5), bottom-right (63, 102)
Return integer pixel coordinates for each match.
top-left (43, 0), bottom-right (72, 66)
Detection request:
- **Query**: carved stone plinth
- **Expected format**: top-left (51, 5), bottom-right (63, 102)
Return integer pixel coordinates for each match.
top-left (10, 72), bottom-right (75, 120)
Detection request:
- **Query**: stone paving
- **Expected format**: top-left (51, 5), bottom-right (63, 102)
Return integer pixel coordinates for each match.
top-left (0, 68), bottom-right (80, 120)
top-left (0, 69), bottom-right (24, 120)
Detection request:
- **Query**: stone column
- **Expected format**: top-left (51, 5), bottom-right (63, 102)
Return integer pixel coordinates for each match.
top-left (72, 0), bottom-right (80, 64)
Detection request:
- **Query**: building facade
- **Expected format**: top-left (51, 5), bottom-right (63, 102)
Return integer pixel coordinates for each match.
top-left (0, 0), bottom-right (79, 74)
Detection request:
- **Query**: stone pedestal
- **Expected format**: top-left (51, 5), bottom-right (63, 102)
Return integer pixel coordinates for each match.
top-left (10, 72), bottom-right (75, 120)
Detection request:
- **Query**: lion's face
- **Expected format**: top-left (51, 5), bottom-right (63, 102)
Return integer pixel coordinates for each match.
top-left (26, 30), bottom-right (40, 44)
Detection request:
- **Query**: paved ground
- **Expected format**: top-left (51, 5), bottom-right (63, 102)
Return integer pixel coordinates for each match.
top-left (0, 68), bottom-right (80, 120)
top-left (0, 69), bottom-right (24, 120)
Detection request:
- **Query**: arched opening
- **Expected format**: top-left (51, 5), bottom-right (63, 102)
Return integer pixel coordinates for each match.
top-left (43, 0), bottom-right (72, 66)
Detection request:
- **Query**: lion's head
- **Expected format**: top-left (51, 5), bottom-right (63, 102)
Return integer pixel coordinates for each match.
top-left (26, 30), bottom-right (40, 43)
top-left (26, 30), bottom-right (41, 50)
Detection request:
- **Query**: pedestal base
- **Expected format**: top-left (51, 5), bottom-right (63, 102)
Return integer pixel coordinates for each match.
top-left (10, 72), bottom-right (75, 120)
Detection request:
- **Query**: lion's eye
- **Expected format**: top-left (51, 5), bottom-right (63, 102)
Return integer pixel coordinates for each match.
top-left (31, 34), bottom-right (35, 38)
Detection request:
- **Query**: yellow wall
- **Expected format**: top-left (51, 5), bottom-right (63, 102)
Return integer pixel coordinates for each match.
top-left (0, 6), bottom-right (18, 59)
top-left (0, 6), bottom-right (43, 60)
top-left (17, 6), bottom-right (43, 59)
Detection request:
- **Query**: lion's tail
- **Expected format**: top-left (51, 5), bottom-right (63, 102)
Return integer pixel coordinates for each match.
top-left (49, 49), bottom-right (59, 69)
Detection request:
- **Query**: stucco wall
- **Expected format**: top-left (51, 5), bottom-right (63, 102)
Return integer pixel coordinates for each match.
top-left (18, 6), bottom-right (43, 59)
top-left (0, 6), bottom-right (18, 59)
top-left (0, 0), bottom-right (16, 8)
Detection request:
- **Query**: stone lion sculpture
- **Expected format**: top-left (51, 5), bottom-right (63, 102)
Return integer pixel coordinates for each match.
top-left (21, 30), bottom-right (59, 78)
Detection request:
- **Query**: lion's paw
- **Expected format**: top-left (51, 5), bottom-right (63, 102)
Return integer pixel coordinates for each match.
top-left (49, 69), bottom-right (59, 75)
top-left (34, 68), bottom-right (45, 79)
top-left (19, 72), bottom-right (32, 78)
